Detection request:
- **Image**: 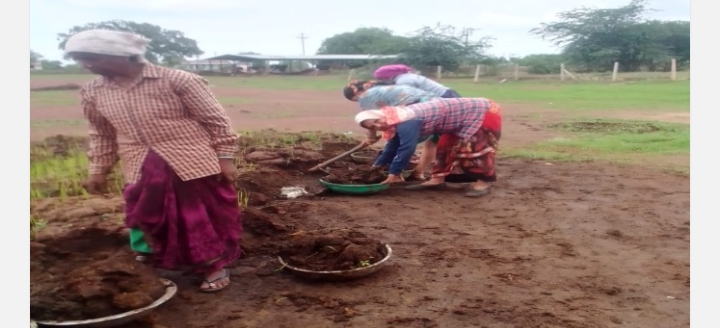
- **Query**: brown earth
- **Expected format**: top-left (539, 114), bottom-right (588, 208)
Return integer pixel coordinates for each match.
top-left (30, 77), bottom-right (689, 327)
top-left (30, 228), bottom-right (166, 322)
top-left (279, 229), bottom-right (386, 271)
top-left (324, 165), bottom-right (386, 185)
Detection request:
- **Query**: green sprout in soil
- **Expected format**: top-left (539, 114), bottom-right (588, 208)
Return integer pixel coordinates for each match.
top-left (237, 188), bottom-right (250, 208)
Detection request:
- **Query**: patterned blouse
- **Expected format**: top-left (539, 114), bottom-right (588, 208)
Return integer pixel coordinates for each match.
top-left (80, 64), bottom-right (238, 184)
top-left (408, 98), bottom-right (494, 140)
top-left (357, 85), bottom-right (437, 110)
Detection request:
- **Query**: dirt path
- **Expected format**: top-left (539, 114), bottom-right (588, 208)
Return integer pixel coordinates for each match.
top-left (30, 84), bottom-right (559, 146)
top-left (30, 78), bottom-right (689, 327)
top-left (31, 158), bottom-right (689, 328)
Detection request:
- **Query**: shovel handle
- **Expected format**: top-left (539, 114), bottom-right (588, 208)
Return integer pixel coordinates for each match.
top-left (308, 143), bottom-right (369, 172)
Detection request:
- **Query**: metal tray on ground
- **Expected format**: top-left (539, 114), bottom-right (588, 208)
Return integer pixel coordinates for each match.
top-left (350, 152), bottom-right (375, 164)
top-left (319, 179), bottom-right (389, 195)
top-left (278, 244), bottom-right (393, 281)
top-left (34, 278), bottom-right (178, 328)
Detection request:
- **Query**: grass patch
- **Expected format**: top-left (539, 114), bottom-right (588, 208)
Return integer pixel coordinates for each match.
top-left (30, 74), bottom-right (689, 112)
top-left (542, 119), bottom-right (689, 155)
top-left (218, 96), bottom-right (251, 105)
top-left (29, 129), bottom-right (355, 200)
top-left (503, 119), bottom-right (689, 170)
top-left (203, 76), bottom-right (688, 112)
top-left (31, 119), bottom-right (85, 128)
top-left (30, 90), bottom-right (79, 107)
top-left (451, 80), bottom-right (689, 111)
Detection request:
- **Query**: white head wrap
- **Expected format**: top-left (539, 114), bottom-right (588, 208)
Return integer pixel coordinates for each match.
top-left (64, 30), bottom-right (151, 62)
top-left (354, 110), bottom-right (384, 126)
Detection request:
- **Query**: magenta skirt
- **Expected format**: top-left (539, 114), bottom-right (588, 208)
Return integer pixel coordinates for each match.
top-left (124, 151), bottom-right (242, 274)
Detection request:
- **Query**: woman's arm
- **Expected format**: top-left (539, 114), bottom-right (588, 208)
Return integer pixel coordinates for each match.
top-left (373, 135), bottom-right (400, 167)
top-left (365, 129), bottom-right (380, 143)
top-left (387, 120), bottom-right (422, 175)
top-left (81, 88), bottom-right (119, 175)
top-left (175, 74), bottom-right (239, 157)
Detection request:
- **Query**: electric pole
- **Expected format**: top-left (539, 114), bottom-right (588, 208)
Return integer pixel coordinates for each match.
top-left (297, 33), bottom-right (309, 56)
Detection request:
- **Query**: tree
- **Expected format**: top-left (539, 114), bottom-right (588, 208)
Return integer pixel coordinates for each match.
top-left (57, 20), bottom-right (203, 63)
top-left (30, 50), bottom-right (42, 63)
top-left (531, 0), bottom-right (688, 72)
top-left (40, 60), bottom-right (63, 70)
top-left (641, 20), bottom-right (690, 69)
top-left (399, 24), bottom-right (492, 72)
top-left (514, 54), bottom-right (565, 74)
top-left (317, 27), bottom-right (409, 55)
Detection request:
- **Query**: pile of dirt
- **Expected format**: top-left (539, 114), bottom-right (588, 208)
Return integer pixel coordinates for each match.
top-left (30, 228), bottom-right (166, 322)
top-left (324, 165), bottom-right (385, 184)
top-left (241, 202), bottom-right (322, 256)
top-left (236, 167), bottom-right (297, 206)
top-left (243, 147), bottom-right (324, 170)
top-left (31, 83), bottom-right (82, 91)
top-left (279, 229), bottom-right (386, 271)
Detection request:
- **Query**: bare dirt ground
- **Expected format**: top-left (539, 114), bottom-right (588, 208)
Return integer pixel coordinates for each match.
top-left (30, 78), bottom-right (690, 328)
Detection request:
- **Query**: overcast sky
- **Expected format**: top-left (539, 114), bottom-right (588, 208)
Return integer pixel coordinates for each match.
top-left (30, 0), bottom-right (690, 62)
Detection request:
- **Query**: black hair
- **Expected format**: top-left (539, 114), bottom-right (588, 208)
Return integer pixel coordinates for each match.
top-left (342, 80), bottom-right (395, 101)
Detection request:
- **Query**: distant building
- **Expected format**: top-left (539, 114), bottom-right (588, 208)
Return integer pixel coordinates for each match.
top-left (179, 59), bottom-right (250, 73)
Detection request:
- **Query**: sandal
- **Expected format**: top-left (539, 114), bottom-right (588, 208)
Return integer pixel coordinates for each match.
top-left (464, 186), bottom-right (491, 197)
top-left (200, 268), bottom-right (231, 293)
top-left (135, 253), bottom-right (151, 262)
top-left (405, 182), bottom-right (447, 191)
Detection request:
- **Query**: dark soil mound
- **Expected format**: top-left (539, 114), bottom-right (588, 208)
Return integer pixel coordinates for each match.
top-left (279, 229), bottom-right (385, 271)
top-left (324, 166), bottom-right (385, 185)
top-left (30, 228), bottom-right (166, 321)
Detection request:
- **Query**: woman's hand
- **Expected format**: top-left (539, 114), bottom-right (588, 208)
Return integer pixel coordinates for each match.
top-left (363, 129), bottom-right (380, 146)
top-left (363, 137), bottom-right (380, 146)
top-left (218, 158), bottom-right (238, 184)
top-left (82, 174), bottom-right (109, 195)
top-left (381, 174), bottom-right (405, 184)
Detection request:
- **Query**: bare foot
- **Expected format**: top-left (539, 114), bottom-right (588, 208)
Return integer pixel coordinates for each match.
top-left (410, 171), bottom-right (426, 180)
top-left (422, 177), bottom-right (445, 186)
top-left (470, 181), bottom-right (490, 190)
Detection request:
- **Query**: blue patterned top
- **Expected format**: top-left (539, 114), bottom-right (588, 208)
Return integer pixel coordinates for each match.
top-left (357, 85), bottom-right (437, 110)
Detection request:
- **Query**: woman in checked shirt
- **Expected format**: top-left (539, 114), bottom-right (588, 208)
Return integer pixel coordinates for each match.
top-left (65, 30), bottom-right (241, 293)
top-left (354, 97), bottom-right (503, 197)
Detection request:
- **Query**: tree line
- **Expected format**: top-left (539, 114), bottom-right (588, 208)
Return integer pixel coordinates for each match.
top-left (31, 0), bottom-right (688, 74)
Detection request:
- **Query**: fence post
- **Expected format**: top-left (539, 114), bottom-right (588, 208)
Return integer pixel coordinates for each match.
top-left (560, 63), bottom-right (565, 81)
top-left (436, 66), bottom-right (442, 81)
top-left (671, 58), bottom-right (677, 80)
top-left (473, 65), bottom-right (481, 83)
top-left (346, 69), bottom-right (355, 81)
top-left (612, 62), bottom-right (619, 81)
top-left (514, 64), bottom-right (520, 81)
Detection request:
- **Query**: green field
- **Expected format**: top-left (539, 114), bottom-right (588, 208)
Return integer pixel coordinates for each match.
top-left (30, 74), bottom-right (691, 191)
top-left (31, 74), bottom-right (690, 111)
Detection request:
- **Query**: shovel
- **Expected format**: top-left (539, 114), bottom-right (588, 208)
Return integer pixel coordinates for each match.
top-left (308, 142), bottom-right (370, 172)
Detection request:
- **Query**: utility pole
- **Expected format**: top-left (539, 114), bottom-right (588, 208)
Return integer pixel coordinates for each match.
top-left (461, 28), bottom-right (479, 48)
top-left (297, 33), bottom-right (309, 56)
